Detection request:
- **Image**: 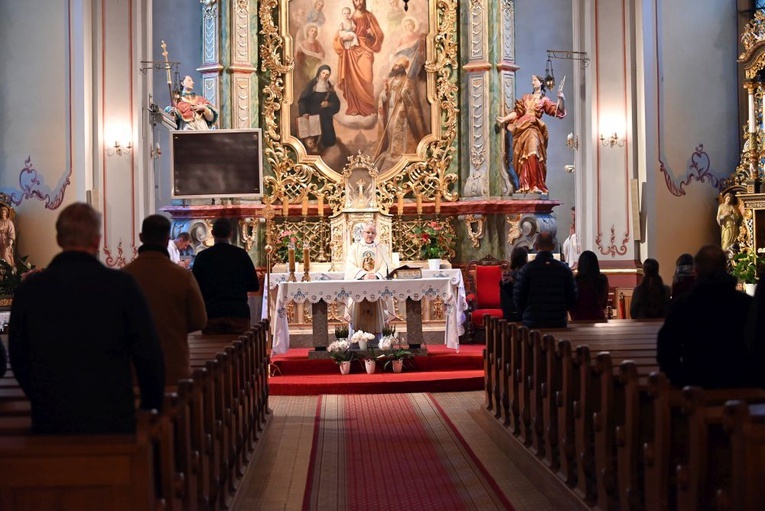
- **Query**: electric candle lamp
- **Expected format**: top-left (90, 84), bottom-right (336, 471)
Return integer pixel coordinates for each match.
top-left (434, 192), bottom-right (441, 214)
top-left (303, 247), bottom-right (310, 271)
top-left (282, 197), bottom-right (289, 216)
top-left (317, 195), bottom-right (324, 216)
top-left (416, 194), bottom-right (423, 214)
top-left (301, 196), bottom-right (309, 216)
top-left (288, 247), bottom-right (295, 272)
top-left (397, 193), bottom-right (404, 215)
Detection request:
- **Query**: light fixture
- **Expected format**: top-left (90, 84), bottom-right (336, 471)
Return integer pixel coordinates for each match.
top-left (566, 132), bottom-right (579, 151)
top-left (544, 56), bottom-right (555, 91)
top-left (403, 0), bottom-right (410, 11)
top-left (600, 133), bottom-right (625, 148)
top-left (150, 142), bottom-right (162, 160)
top-left (107, 140), bottom-right (132, 156)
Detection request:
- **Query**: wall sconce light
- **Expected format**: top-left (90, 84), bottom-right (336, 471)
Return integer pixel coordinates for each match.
top-left (150, 142), bottom-right (162, 160)
top-left (566, 132), bottom-right (578, 151)
top-left (107, 140), bottom-right (132, 156)
top-left (600, 132), bottom-right (625, 148)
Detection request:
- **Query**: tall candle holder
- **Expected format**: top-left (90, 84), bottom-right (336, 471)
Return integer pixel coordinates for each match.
top-left (287, 246), bottom-right (297, 282)
top-left (317, 217), bottom-right (327, 262)
top-left (301, 243), bottom-right (311, 282)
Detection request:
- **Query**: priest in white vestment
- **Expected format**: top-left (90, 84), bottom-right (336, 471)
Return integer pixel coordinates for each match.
top-left (344, 222), bottom-right (394, 334)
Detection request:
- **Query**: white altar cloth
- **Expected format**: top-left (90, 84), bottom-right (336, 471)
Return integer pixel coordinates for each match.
top-left (271, 273), bottom-right (467, 355)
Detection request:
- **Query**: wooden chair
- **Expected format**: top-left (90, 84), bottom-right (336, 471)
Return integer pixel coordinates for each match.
top-left (465, 255), bottom-right (511, 343)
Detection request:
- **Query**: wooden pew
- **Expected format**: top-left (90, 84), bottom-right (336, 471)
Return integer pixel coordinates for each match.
top-left (0, 411), bottom-right (163, 511)
top-left (721, 401), bottom-right (765, 511)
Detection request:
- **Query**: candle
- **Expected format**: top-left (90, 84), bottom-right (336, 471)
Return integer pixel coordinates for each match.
top-left (397, 193), bottom-right (404, 215)
top-left (302, 195), bottom-right (309, 216)
top-left (416, 194), bottom-right (423, 214)
top-left (288, 247), bottom-right (295, 272)
top-left (282, 197), bottom-right (289, 216)
top-left (317, 195), bottom-right (324, 216)
top-left (303, 247), bottom-right (310, 272)
top-left (434, 191), bottom-right (441, 214)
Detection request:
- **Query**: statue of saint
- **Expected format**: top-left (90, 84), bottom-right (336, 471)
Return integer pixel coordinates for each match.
top-left (717, 192), bottom-right (742, 253)
top-left (0, 205), bottom-right (16, 267)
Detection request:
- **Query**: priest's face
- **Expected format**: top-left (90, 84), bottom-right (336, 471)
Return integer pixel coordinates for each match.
top-left (362, 225), bottom-right (376, 244)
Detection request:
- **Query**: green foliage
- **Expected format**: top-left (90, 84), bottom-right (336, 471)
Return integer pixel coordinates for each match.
top-left (413, 221), bottom-right (456, 260)
top-left (0, 255), bottom-right (33, 296)
top-left (731, 249), bottom-right (765, 284)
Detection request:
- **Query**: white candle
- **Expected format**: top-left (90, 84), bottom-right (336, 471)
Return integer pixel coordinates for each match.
top-left (749, 89), bottom-right (756, 133)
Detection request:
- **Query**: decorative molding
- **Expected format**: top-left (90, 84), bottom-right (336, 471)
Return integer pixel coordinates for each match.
top-left (233, 0), bottom-right (250, 65)
top-left (234, 76), bottom-right (251, 129)
top-left (465, 214), bottom-right (485, 248)
top-left (202, 1), bottom-right (218, 65)
top-left (463, 75), bottom-right (487, 197)
top-left (468, 0), bottom-right (485, 61)
top-left (506, 213), bottom-right (521, 244)
top-left (6, 157), bottom-right (71, 210)
top-left (500, 0), bottom-right (515, 62)
top-left (659, 144), bottom-right (722, 197)
top-left (595, 225), bottom-right (629, 257)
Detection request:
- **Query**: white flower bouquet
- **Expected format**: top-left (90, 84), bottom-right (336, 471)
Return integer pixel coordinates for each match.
top-left (327, 339), bottom-right (353, 363)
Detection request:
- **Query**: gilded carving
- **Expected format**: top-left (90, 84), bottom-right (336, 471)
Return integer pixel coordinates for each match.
top-left (506, 213), bottom-right (521, 245)
top-left (465, 214), bottom-right (485, 248)
top-left (258, 0), bottom-right (459, 215)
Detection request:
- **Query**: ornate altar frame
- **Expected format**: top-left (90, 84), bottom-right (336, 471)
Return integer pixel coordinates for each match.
top-left (257, 0), bottom-right (460, 215)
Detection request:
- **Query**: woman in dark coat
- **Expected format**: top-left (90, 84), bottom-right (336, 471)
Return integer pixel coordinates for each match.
top-left (570, 250), bottom-right (609, 321)
top-left (631, 258), bottom-right (671, 319)
top-left (499, 246), bottom-right (529, 322)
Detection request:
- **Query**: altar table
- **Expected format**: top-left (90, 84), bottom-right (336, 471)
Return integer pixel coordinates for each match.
top-left (270, 272), bottom-right (467, 355)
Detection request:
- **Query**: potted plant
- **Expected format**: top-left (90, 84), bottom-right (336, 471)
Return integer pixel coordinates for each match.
top-left (413, 221), bottom-right (455, 268)
top-left (731, 248), bottom-right (765, 295)
top-left (357, 347), bottom-right (377, 374)
top-left (377, 333), bottom-right (412, 373)
top-left (334, 324), bottom-right (350, 341)
top-left (327, 339), bottom-right (354, 374)
top-left (350, 329), bottom-right (374, 351)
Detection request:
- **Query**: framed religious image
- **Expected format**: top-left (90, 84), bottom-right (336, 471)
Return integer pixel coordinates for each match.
top-left (280, 0), bottom-right (440, 180)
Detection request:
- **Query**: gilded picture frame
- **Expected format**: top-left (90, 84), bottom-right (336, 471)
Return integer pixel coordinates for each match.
top-left (258, 0), bottom-right (459, 214)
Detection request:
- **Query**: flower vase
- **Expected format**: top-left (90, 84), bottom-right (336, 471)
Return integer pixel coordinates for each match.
top-left (358, 340), bottom-right (368, 351)
top-left (427, 258), bottom-right (441, 270)
top-left (392, 359), bottom-right (404, 373)
top-left (364, 359), bottom-right (376, 374)
top-left (339, 361), bottom-right (351, 375)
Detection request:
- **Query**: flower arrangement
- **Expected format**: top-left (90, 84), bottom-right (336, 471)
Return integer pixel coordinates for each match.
top-left (413, 221), bottom-right (455, 260)
top-left (731, 248), bottom-right (765, 284)
top-left (327, 339), bottom-right (354, 364)
top-left (275, 228), bottom-right (302, 262)
top-left (377, 329), bottom-right (412, 370)
top-left (350, 330), bottom-right (375, 344)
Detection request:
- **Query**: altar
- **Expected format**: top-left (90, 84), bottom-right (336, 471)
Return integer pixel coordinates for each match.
top-left (268, 269), bottom-right (467, 355)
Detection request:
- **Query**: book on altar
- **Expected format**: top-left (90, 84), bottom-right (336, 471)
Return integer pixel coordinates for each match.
top-left (297, 115), bottom-right (321, 138)
top-left (388, 265), bottom-right (422, 280)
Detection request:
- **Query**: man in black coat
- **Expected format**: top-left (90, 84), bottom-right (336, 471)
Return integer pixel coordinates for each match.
top-left (513, 232), bottom-right (577, 328)
top-left (9, 203), bottom-right (165, 434)
top-left (192, 218), bottom-right (259, 334)
top-left (657, 245), bottom-right (757, 388)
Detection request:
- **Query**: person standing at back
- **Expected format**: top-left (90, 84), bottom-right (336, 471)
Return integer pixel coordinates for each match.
top-left (657, 245), bottom-right (756, 388)
top-left (513, 232), bottom-right (577, 328)
top-left (8, 203), bottom-right (165, 434)
top-left (123, 215), bottom-right (207, 386)
top-left (192, 218), bottom-right (259, 335)
top-left (630, 258), bottom-right (671, 319)
top-left (499, 245), bottom-right (529, 322)
top-left (570, 250), bottom-right (610, 321)
top-left (670, 252), bottom-right (695, 301)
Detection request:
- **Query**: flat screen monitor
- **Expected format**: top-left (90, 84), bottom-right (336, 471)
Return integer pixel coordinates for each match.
top-left (171, 129), bottom-right (263, 199)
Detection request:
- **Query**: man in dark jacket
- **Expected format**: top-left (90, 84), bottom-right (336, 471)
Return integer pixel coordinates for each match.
top-left (9, 203), bottom-right (165, 434)
top-left (513, 232), bottom-right (577, 328)
top-left (192, 218), bottom-right (259, 334)
top-left (657, 245), bottom-right (757, 388)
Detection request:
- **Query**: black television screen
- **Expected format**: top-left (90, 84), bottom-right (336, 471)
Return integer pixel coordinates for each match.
top-left (171, 129), bottom-right (263, 199)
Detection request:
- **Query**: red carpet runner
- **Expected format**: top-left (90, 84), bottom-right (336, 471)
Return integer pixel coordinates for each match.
top-left (302, 393), bottom-right (515, 510)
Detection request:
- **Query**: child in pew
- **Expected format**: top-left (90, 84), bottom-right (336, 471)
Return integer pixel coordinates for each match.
top-left (499, 245), bottom-right (528, 322)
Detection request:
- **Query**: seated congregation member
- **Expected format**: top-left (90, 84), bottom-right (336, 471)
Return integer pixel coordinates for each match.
top-left (192, 218), bottom-right (259, 335)
top-left (569, 250), bottom-right (609, 321)
top-left (344, 222), bottom-right (394, 334)
top-left (745, 277), bottom-right (764, 372)
top-left (657, 245), bottom-right (757, 388)
top-left (167, 231), bottom-right (192, 267)
top-left (8, 203), bottom-right (165, 434)
top-left (0, 340), bottom-right (6, 378)
top-left (123, 215), bottom-right (207, 386)
top-left (499, 245), bottom-right (529, 322)
top-left (670, 252), bottom-right (695, 301)
top-left (513, 232), bottom-right (577, 328)
top-left (630, 258), bottom-right (671, 318)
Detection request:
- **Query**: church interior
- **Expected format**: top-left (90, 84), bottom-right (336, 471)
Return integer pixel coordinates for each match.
top-left (1, 0), bottom-right (765, 509)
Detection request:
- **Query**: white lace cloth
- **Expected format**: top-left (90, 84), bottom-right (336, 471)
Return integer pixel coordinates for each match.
top-left (269, 270), bottom-right (467, 355)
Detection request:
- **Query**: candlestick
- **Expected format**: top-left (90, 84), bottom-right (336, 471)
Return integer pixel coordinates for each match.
top-left (282, 197), bottom-right (289, 216)
top-left (416, 194), bottom-right (423, 215)
top-left (434, 191), bottom-right (441, 214)
top-left (301, 195), bottom-right (309, 216)
top-left (317, 195), bottom-right (324, 216)
top-left (288, 247), bottom-right (295, 272)
top-left (397, 193), bottom-right (404, 215)
top-left (303, 247), bottom-right (310, 271)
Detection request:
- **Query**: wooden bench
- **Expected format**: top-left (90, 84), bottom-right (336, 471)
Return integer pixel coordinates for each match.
top-left (720, 401), bottom-right (765, 511)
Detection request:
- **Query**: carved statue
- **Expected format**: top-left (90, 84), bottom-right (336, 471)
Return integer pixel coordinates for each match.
top-left (717, 192), bottom-right (743, 253)
top-left (0, 204), bottom-right (16, 267)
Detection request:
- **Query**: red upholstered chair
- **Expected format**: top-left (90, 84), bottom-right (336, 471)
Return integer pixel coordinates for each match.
top-left (465, 255), bottom-right (511, 343)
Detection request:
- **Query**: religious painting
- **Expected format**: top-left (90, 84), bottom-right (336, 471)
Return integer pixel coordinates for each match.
top-left (284, 0), bottom-right (435, 179)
